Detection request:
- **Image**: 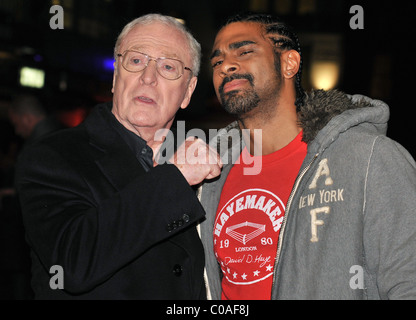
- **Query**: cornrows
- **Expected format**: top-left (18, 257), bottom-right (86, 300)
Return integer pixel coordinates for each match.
top-left (223, 12), bottom-right (306, 111)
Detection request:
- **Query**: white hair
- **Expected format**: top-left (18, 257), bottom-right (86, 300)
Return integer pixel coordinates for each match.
top-left (114, 13), bottom-right (201, 76)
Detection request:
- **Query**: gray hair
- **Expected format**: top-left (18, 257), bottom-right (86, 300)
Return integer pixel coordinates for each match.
top-left (114, 13), bottom-right (201, 76)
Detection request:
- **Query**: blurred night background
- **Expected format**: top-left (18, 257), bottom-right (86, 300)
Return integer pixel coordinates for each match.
top-left (0, 0), bottom-right (415, 299)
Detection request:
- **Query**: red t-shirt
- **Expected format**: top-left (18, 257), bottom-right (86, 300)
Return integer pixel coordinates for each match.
top-left (214, 131), bottom-right (307, 300)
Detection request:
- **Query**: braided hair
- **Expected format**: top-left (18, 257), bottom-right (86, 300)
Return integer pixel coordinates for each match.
top-left (222, 12), bottom-right (306, 111)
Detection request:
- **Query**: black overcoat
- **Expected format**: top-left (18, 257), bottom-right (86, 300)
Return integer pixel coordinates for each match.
top-left (15, 103), bottom-right (206, 299)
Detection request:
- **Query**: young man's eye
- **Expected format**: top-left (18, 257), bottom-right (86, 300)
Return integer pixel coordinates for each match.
top-left (240, 50), bottom-right (253, 56)
top-left (212, 60), bottom-right (223, 68)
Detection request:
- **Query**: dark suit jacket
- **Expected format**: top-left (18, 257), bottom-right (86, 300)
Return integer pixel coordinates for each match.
top-left (15, 103), bottom-right (206, 299)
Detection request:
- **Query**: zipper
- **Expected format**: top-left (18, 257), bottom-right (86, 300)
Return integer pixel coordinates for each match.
top-left (196, 185), bottom-right (212, 300)
top-left (271, 153), bottom-right (319, 292)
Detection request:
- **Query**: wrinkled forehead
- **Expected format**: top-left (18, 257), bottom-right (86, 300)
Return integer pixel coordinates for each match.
top-left (120, 22), bottom-right (190, 60)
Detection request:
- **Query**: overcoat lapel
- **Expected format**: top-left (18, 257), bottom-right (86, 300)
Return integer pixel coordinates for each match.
top-left (83, 103), bottom-right (146, 191)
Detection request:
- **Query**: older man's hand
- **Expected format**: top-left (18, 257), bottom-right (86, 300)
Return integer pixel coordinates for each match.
top-left (171, 137), bottom-right (222, 186)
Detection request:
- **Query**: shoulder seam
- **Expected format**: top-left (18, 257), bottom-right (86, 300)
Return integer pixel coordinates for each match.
top-left (362, 136), bottom-right (380, 215)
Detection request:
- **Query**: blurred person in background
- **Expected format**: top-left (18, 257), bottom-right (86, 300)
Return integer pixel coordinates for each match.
top-left (0, 117), bottom-right (31, 300)
top-left (8, 93), bottom-right (62, 147)
top-left (1, 93), bottom-right (62, 300)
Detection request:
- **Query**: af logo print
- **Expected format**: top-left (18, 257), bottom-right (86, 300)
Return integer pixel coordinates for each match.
top-left (299, 158), bottom-right (345, 242)
top-left (309, 158), bottom-right (333, 189)
top-left (309, 159), bottom-right (332, 242)
top-left (214, 189), bottom-right (285, 285)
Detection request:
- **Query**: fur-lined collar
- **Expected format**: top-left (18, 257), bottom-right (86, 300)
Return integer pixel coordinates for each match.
top-left (299, 89), bottom-right (375, 143)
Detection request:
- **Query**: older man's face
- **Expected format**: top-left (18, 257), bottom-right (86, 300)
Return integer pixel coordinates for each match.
top-left (112, 22), bottom-right (197, 140)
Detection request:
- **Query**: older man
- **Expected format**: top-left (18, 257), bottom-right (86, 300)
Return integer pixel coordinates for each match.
top-left (15, 14), bottom-right (221, 299)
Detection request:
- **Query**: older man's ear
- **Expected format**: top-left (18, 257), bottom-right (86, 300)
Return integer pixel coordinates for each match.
top-left (180, 76), bottom-right (198, 110)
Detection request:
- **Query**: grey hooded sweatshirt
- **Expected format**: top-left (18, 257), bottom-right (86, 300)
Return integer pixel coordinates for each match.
top-left (198, 89), bottom-right (416, 300)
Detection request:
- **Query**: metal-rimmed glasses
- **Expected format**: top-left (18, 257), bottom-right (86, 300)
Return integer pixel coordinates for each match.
top-left (117, 50), bottom-right (193, 80)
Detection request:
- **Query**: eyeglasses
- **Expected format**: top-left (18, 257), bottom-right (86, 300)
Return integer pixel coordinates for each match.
top-left (117, 50), bottom-right (193, 80)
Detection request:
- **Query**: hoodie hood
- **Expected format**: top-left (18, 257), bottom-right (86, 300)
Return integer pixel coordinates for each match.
top-left (299, 89), bottom-right (389, 146)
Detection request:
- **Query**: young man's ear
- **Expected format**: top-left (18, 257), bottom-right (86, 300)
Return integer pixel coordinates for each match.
top-left (282, 50), bottom-right (301, 79)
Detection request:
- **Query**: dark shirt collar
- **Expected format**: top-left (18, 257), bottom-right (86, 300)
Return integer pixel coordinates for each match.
top-left (106, 105), bottom-right (154, 172)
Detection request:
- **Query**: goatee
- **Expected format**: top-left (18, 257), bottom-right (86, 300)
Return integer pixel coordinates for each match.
top-left (219, 73), bottom-right (260, 115)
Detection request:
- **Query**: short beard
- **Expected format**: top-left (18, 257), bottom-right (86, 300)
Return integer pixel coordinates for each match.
top-left (219, 73), bottom-right (260, 116)
top-left (221, 88), bottom-right (260, 116)
top-left (218, 54), bottom-right (282, 118)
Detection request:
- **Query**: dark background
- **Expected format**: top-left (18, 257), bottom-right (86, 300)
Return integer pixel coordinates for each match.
top-left (0, 0), bottom-right (414, 156)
